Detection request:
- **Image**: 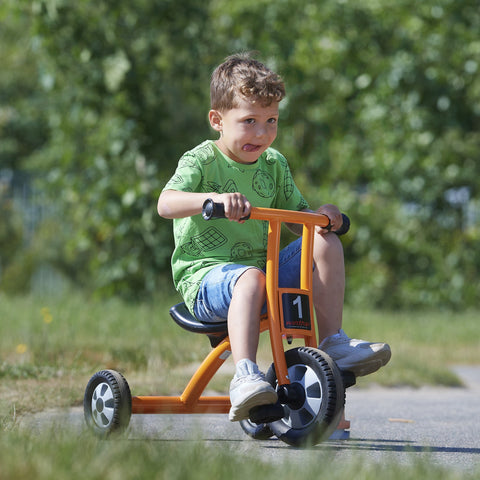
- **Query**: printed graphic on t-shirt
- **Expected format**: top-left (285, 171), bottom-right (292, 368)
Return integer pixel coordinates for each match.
top-left (230, 242), bottom-right (253, 260)
top-left (205, 179), bottom-right (238, 194)
top-left (181, 227), bottom-right (227, 256)
top-left (252, 170), bottom-right (275, 198)
top-left (195, 144), bottom-right (217, 165)
top-left (284, 171), bottom-right (294, 200)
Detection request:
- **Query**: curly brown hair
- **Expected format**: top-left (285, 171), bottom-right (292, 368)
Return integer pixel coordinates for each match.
top-left (210, 53), bottom-right (286, 111)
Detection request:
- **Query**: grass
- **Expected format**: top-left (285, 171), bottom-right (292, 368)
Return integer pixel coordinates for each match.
top-left (0, 290), bottom-right (479, 478)
top-left (338, 308), bottom-right (480, 388)
top-left (1, 290), bottom-right (479, 422)
top-left (0, 428), bottom-right (479, 480)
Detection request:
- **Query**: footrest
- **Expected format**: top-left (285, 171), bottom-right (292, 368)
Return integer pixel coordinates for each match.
top-left (249, 403), bottom-right (285, 424)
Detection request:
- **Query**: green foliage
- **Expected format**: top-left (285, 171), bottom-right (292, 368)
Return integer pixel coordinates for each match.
top-left (210, 0), bottom-right (480, 309)
top-left (23, 0), bottom-right (221, 298)
top-left (0, 1), bottom-right (49, 169)
top-left (1, 0), bottom-right (479, 307)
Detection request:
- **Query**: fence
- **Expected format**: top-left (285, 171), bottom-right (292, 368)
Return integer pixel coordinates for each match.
top-left (0, 168), bottom-right (64, 294)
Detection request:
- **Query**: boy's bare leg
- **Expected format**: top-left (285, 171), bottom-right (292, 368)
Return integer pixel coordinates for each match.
top-left (227, 268), bottom-right (277, 422)
top-left (227, 268), bottom-right (266, 364)
top-left (312, 231), bottom-right (345, 344)
top-left (312, 231), bottom-right (391, 376)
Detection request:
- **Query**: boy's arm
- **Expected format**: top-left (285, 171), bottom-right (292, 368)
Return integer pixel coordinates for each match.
top-left (157, 190), bottom-right (212, 219)
top-left (157, 189), bottom-right (251, 222)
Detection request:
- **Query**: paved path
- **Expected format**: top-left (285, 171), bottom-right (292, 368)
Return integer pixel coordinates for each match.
top-left (20, 366), bottom-right (480, 473)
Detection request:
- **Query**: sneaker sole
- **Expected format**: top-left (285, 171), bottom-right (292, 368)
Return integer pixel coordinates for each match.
top-left (229, 390), bottom-right (278, 422)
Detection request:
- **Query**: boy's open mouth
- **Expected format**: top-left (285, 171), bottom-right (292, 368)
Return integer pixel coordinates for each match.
top-left (242, 144), bottom-right (261, 152)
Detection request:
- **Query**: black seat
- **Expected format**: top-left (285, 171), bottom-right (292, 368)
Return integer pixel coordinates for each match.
top-left (169, 302), bottom-right (228, 348)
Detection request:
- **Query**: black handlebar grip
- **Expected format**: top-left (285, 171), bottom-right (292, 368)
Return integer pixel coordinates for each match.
top-left (202, 199), bottom-right (251, 221)
top-left (334, 214), bottom-right (350, 236)
top-left (202, 199), bottom-right (225, 220)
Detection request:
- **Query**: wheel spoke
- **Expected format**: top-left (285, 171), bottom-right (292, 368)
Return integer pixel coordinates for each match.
top-left (288, 407), bottom-right (314, 428)
top-left (303, 368), bottom-right (321, 392)
top-left (302, 397), bottom-right (322, 418)
top-left (100, 385), bottom-right (114, 402)
top-left (100, 412), bottom-right (110, 426)
top-left (289, 365), bottom-right (307, 384)
top-left (102, 406), bottom-right (115, 424)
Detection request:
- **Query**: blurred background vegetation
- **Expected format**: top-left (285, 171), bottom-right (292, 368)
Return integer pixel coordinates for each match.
top-left (1, 0), bottom-right (479, 309)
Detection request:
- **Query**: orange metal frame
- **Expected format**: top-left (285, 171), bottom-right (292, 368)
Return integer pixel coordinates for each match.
top-left (132, 207), bottom-right (330, 415)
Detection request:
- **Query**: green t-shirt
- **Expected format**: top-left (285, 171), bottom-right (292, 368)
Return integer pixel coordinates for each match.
top-left (162, 140), bottom-right (309, 314)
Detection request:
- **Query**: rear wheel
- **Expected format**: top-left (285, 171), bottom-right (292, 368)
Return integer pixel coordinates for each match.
top-left (84, 369), bottom-right (132, 437)
top-left (266, 347), bottom-right (345, 447)
top-left (239, 419), bottom-right (274, 440)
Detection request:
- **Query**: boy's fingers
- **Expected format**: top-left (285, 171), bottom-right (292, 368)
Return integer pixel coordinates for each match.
top-left (225, 199), bottom-right (243, 220)
top-left (220, 193), bottom-right (250, 222)
top-left (243, 199), bottom-right (252, 215)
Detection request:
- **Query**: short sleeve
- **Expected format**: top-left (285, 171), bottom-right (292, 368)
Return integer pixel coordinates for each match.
top-left (163, 153), bottom-right (203, 193)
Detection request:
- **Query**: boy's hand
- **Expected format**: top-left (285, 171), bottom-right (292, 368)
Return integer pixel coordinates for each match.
top-left (315, 204), bottom-right (343, 233)
top-left (213, 193), bottom-right (251, 223)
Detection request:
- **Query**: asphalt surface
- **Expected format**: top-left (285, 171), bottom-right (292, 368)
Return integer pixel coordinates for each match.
top-left (20, 366), bottom-right (480, 474)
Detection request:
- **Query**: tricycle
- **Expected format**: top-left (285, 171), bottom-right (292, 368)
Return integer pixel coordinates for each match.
top-left (83, 200), bottom-right (355, 446)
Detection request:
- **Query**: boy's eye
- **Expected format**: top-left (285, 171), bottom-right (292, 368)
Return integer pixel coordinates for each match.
top-left (244, 118), bottom-right (255, 124)
top-left (268, 118), bottom-right (277, 124)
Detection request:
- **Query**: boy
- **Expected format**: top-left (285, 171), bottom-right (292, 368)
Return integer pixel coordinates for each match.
top-left (158, 53), bottom-right (391, 422)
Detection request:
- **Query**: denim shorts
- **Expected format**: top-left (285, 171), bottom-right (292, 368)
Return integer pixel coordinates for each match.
top-left (193, 237), bottom-right (306, 323)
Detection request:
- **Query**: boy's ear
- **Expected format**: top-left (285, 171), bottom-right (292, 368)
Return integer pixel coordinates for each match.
top-left (209, 110), bottom-right (223, 132)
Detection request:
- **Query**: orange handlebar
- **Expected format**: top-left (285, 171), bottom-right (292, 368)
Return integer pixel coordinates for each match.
top-left (248, 206), bottom-right (330, 228)
top-left (202, 199), bottom-right (331, 229)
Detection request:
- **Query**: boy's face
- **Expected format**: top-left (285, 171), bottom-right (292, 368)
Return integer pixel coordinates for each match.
top-left (209, 96), bottom-right (279, 164)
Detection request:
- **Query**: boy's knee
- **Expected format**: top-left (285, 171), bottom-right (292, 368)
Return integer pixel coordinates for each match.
top-left (235, 268), bottom-right (266, 298)
top-left (241, 267), bottom-right (266, 286)
top-left (314, 231), bottom-right (344, 260)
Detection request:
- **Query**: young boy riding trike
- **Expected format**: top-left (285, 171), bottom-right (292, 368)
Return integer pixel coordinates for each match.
top-left (83, 53), bottom-right (391, 446)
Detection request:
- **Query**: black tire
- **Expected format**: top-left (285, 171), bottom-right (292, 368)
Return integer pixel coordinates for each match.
top-left (239, 419), bottom-right (274, 440)
top-left (266, 347), bottom-right (345, 447)
top-left (84, 369), bottom-right (132, 437)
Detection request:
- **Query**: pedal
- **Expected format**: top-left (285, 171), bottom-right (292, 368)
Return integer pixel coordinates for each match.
top-left (249, 403), bottom-right (285, 424)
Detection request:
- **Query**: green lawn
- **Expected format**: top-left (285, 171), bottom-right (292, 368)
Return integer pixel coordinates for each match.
top-left (1, 290), bottom-right (478, 424)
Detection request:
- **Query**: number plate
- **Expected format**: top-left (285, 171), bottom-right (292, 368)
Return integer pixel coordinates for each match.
top-left (281, 293), bottom-right (311, 330)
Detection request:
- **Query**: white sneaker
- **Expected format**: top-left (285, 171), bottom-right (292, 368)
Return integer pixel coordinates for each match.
top-left (319, 329), bottom-right (391, 377)
top-left (229, 359), bottom-right (278, 422)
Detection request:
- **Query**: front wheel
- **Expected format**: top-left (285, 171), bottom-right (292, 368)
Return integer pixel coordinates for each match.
top-left (84, 369), bottom-right (132, 437)
top-left (266, 347), bottom-right (345, 447)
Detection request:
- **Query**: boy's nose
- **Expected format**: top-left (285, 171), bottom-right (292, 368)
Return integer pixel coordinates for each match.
top-left (256, 125), bottom-right (267, 138)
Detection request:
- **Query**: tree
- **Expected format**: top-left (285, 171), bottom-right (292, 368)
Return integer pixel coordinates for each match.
top-left (4, 0), bottom-right (478, 308)
top-left (0, 2), bottom-right (49, 171)
top-left (28, 0), bottom-right (220, 298)
top-left (210, 0), bottom-right (480, 308)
